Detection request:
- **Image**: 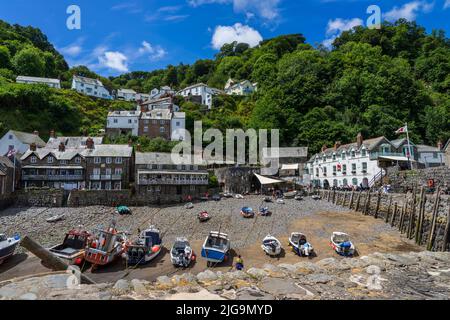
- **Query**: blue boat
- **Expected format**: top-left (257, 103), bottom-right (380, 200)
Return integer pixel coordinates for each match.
top-left (125, 226), bottom-right (162, 265)
top-left (201, 231), bottom-right (230, 267)
top-left (240, 207), bottom-right (254, 218)
top-left (0, 233), bottom-right (20, 265)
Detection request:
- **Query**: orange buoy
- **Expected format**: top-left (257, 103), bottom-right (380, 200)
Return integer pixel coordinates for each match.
top-left (151, 245), bottom-right (160, 253)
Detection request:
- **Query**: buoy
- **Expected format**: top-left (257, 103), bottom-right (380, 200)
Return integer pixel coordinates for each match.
top-left (191, 254), bottom-right (196, 261)
top-left (74, 258), bottom-right (82, 265)
top-left (151, 245), bottom-right (160, 253)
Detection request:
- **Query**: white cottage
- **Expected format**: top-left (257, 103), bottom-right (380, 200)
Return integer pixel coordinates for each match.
top-left (16, 76), bottom-right (61, 89)
top-left (0, 130), bottom-right (46, 156)
top-left (71, 75), bottom-right (112, 99)
top-left (106, 110), bottom-right (141, 136)
top-left (177, 83), bottom-right (224, 110)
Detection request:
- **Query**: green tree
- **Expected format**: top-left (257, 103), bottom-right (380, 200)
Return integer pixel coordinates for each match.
top-left (0, 45), bottom-right (11, 69)
top-left (12, 46), bottom-right (45, 76)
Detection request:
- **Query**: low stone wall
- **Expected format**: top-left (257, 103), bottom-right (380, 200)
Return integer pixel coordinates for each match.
top-left (319, 189), bottom-right (450, 252)
top-left (386, 166), bottom-right (450, 192)
top-left (14, 189), bottom-right (64, 207)
top-left (0, 194), bottom-right (14, 210)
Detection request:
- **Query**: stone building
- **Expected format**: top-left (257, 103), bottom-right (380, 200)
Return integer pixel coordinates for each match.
top-left (261, 147), bottom-right (308, 185)
top-left (139, 109), bottom-right (172, 140)
top-left (214, 166), bottom-right (260, 194)
top-left (83, 138), bottom-right (133, 190)
top-left (135, 152), bottom-right (209, 200)
top-left (0, 156), bottom-right (14, 195)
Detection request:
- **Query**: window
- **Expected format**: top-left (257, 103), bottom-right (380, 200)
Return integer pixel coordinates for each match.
top-left (352, 163), bottom-right (357, 173)
top-left (115, 157), bottom-right (122, 164)
top-left (114, 182), bottom-right (121, 190)
top-left (105, 182), bottom-right (111, 190)
top-left (94, 157), bottom-right (101, 164)
top-left (48, 156), bottom-right (54, 164)
top-left (160, 127), bottom-right (165, 133)
top-left (323, 167), bottom-right (327, 176)
top-left (31, 156), bottom-right (37, 164)
top-left (60, 160), bottom-right (68, 165)
top-left (341, 152), bottom-right (346, 160)
top-left (75, 157), bottom-right (81, 164)
top-left (93, 168), bottom-right (101, 175)
top-left (333, 165), bottom-right (337, 175)
top-left (342, 164), bottom-right (347, 174)
top-left (315, 168), bottom-right (319, 177)
top-left (176, 121), bottom-right (180, 126)
top-left (128, 119), bottom-right (132, 124)
top-left (362, 162), bottom-right (367, 173)
top-left (343, 178), bottom-right (348, 186)
top-left (115, 168), bottom-right (122, 175)
top-left (144, 126), bottom-right (148, 133)
top-left (106, 168), bottom-right (112, 175)
top-left (332, 154), bottom-right (336, 161)
top-left (113, 119), bottom-right (118, 124)
top-left (8, 135), bottom-right (13, 140)
top-left (352, 178), bottom-right (358, 186)
top-left (351, 150), bottom-right (356, 157)
top-left (106, 157), bottom-right (112, 164)
top-left (361, 149), bottom-right (367, 157)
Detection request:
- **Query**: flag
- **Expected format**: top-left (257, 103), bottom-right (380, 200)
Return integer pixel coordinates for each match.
top-left (6, 148), bottom-right (16, 158)
top-left (395, 126), bottom-right (407, 134)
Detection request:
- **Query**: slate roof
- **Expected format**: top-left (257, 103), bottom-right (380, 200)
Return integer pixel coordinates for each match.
top-left (16, 76), bottom-right (61, 85)
top-left (46, 137), bottom-right (104, 149)
top-left (73, 75), bottom-right (104, 86)
top-left (135, 152), bottom-right (205, 166)
top-left (82, 145), bottom-right (133, 158)
top-left (9, 130), bottom-right (46, 147)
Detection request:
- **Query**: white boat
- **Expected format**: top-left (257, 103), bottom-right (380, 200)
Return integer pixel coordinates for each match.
top-left (288, 232), bottom-right (314, 256)
top-left (276, 198), bottom-right (285, 204)
top-left (201, 231), bottom-right (230, 267)
top-left (235, 194), bottom-right (244, 199)
top-left (170, 237), bottom-right (195, 268)
top-left (185, 202), bottom-right (194, 209)
top-left (311, 195), bottom-right (321, 200)
top-left (0, 234), bottom-right (20, 265)
top-left (46, 215), bottom-right (64, 223)
top-left (330, 232), bottom-right (355, 256)
top-left (284, 191), bottom-right (297, 199)
top-left (261, 235), bottom-right (282, 256)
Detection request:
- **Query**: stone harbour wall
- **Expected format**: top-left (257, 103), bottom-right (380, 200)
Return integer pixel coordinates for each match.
top-left (14, 189), bottom-right (64, 207)
top-left (386, 166), bottom-right (450, 192)
top-left (319, 189), bottom-right (450, 252)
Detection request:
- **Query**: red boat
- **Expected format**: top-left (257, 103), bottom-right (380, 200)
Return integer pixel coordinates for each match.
top-left (49, 228), bottom-right (92, 266)
top-left (84, 222), bottom-right (126, 269)
top-left (198, 211), bottom-right (210, 222)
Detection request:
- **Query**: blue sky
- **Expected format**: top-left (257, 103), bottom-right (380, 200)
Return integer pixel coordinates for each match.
top-left (1, 0), bottom-right (448, 76)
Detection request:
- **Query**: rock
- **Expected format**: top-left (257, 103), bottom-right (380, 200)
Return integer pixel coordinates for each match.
top-left (196, 270), bottom-right (218, 283)
top-left (221, 270), bottom-right (249, 281)
top-left (305, 274), bottom-right (335, 284)
top-left (156, 276), bottom-right (173, 288)
top-left (113, 279), bottom-right (130, 293)
top-left (316, 257), bottom-right (337, 268)
top-left (278, 263), bottom-right (297, 273)
top-left (259, 278), bottom-right (311, 297)
top-left (19, 293), bottom-right (38, 300)
top-left (0, 286), bottom-right (25, 299)
top-left (221, 289), bottom-right (237, 300)
top-left (247, 268), bottom-right (268, 279)
top-left (172, 273), bottom-right (196, 286)
top-left (131, 279), bottom-right (147, 295)
top-left (165, 288), bottom-right (225, 300)
top-left (236, 287), bottom-right (274, 300)
top-left (294, 261), bottom-right (321, 274)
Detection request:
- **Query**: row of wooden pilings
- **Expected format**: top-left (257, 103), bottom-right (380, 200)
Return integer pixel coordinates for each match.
top-left (319, 187), bottom-right (450, 252)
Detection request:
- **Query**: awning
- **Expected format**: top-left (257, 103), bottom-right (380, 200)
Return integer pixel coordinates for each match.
top-left (379, 156), bottom-right (415, 162)
top-left (254, 173), bottom-right (284, 185)
top-left (280, 164), bottom-right (299, 170)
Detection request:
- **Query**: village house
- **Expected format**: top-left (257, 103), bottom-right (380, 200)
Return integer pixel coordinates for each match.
top-left (16, 76), bottom-right (61, 89)
top-left (444, 139), bottom-right (450, 167)
top-left (306, 133), bottom-right (418, 189)
top-left (150, 86), bottom-right (175, 100)
top-left (416, 143), bottom-right (445, 168)
top-left (46, 133), bottom-right (104, 149)
top-left (139, 96), bottom-right (180, 112)
top-left (71, 75), bottom-right (112, 100)
top-left (139, 109), bottom-right (172, 140)
top-left (0, 130), bottom-right (46, 157)
top-left (177, 83), bottom-right (224, 110)
top-left (83, 138), bottom-right (133, 190)
top-left (224, 78), bottom-right (257, 96)
top-left (106, 110), bottom-right (141, 137)
top-left (116, 88), bottom-right (137, 101)
top-left (261, 147), bottom-right (309, 185)
top-left (20, 142), bottom-right (86, 190)
top-left (135, 151), bottom-right (209, 199)
top-left (0, 156), bottom-right (14, 195)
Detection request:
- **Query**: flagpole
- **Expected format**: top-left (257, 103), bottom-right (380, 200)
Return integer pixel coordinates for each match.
top-left (12, 153), bottom-right (15, 193)
top-left (405, 122), bottom-right (412, 170)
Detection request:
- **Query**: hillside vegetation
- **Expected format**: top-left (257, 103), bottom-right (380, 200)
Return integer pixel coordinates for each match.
top-left (0, 19), bottom-right (448, 153)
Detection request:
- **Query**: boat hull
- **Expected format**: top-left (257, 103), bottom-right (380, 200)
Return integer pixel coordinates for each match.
top-left (0, 242), bottom-right (19, 264)
top-left (127, 247), bottom-right (162, 265)
top-left (85, 246), bottom-right (123, 266)
top-left (201, 248), bottom-right (228, 263)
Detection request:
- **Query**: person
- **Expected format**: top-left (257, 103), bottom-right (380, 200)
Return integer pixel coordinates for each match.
top-left (235, 255), bottom-right (244, 270)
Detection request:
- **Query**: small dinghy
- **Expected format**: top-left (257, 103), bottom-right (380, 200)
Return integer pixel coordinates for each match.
top-left (294, 195), bottom-right (303, 201)
top-left (263, 196), bottom-right (272, 203)
top-left (0, 233), bottom-right (20, 265)
top-left (261, 235), bottom-right (282, 256)
top-left (125, 226), bottom-right (162, 265)
top-left (311, 195), bottom-right (321, 200)
top-left (240, 207), bottom-right (254, 218)
top-left (171, 237), bottom-right (195, 268)
top-left (46, 215), bottom-right (64, 223)
top-left (223, 192), bottom-right (233, 198)
top-left (201, 231), bottom-right (230, 267)
top-left (185, 202), bottom-right (194, 209)
top-left (330, 232), bottom-right (355, 256)
top-left (284, 191), bottom-right (297, 199)
top-left (49, 227), bottom-right (92, 265)
top-left (276, 198), bottom-right (285, 204)
top-left (259, 207), bottom-right (271, 216)
top-left (85, 221), bottom-right (126, 269)
top-left (115, 206), bottom-right (131, 215)
top-left (198, 211), bottom-right (210, 222)
top-left (288, 232), bottom-right (314, 257)
top-left (235, 194), bottom-right (244, 199)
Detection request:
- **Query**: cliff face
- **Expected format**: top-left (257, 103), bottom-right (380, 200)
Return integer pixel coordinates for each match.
top-left (1, 251), bottom-right (450, 300)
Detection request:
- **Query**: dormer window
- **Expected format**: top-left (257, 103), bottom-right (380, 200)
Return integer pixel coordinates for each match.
top-left (48, 156), bottom-right (54, 164)
top-left (332, 153), bottom-right (336, 161)
top-left (351, 150), bottom-right (356, 157)
top-left (361, 148), bottom-right (367, 157)
top-left (341, 152), bottom-right (346, 160)
top-left (75, 157), bottom-right (81, 164)
top-left (31, 156), bottom-right (37, 164)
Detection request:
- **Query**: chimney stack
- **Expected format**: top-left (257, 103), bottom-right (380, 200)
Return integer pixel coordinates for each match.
top-left (357, 132), bottom-right (363, 148)
top-left (49, 129), bottom-right (56, 138)
top-left (33, 130), bottom-right (39, 136)
top-left (140, 104), bottom-right (146, 113)
top-left (58, 142), bottom-right (65, 152)
top-left (321, 144), bottom-right (327, 152)
top-left (136, 144), bottom-right (142, 152)
top-left (334, 141), bottom-right (341, 151)
top-left (128, 139), bottom-right (133, 147)
top-left (30, 142), bottom-right (37, 151)
top-left (437, 140), bottom-right (443, 150)
top-left (86, 137), bottom-right (94, 149)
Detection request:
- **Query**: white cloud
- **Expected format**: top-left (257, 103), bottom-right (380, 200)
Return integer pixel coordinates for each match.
top-left (98, 51), bottom-right (129, 72)
top-left (188, 0), bottom-right (280, 21)
top-left (383, 1), bottom-right (434, 22)
top-left (322, 17), bottom-right (363, 48)
top-left (211, 23), bottom-right (263, 50)
top-left (137, 41), bottom-right (167, 60)
top-left (60, 44), bottom-right (82, 57)
top-left (444, 0), bottom-right (450, 9)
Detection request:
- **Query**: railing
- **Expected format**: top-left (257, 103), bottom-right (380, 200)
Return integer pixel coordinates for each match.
top-left (22, 175), bottom-right (84, 181)
top-left (90, 174), bottom-right (122, 181)
top-left (369, 152), bottom-right (406, 160)
top-left (138, 179), bottom-right (208, 185)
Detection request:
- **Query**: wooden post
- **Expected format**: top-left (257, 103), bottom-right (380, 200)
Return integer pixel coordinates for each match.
top-left (363, 192), bottom-right (371, 215)
top-left (407, 187), bottom-right (417, 239)
top-left (399, 201), bottom-right (407, 233)
top-left (442, 200), bottom-right (450, 252)
top-left (385, 195), bottom-right (393, 223)
top-left (374, 191), bottom-right (381, 219)
top-left (415, 187), bottom-right (426, 244)
top-left (20, 236), bottom-right (96, 284)
top-left (355, 191), bottom-right (362, 212)
top-left (332, 190), bottom-right (336, 204)
top-left (391, 202), bottom-right (398, 227)
top-left (349, 190), bottom-right (355, 210)
top-left (327, 190), bottom-right (331, 202)
top-left (427, 187), bottom-right (441, 251)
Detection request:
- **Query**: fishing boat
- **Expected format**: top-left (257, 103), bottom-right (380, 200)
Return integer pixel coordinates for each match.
top-left (198, 211), bottom-right (210, 222)
top-left (261, 235), bottom-right (282, 256)
top-left (330, 232), bottom-right (355, 256)
top-left (125, 226), bottom-right (162, 265)
top-left (170, 237), bottom-right (195, 268)
top-left (240, 207), bottom-right (254, 218)
top-left (234, 194), bottom-right (244, 199)
top-left (49, 228), bottom-right (92, 265)
top-left (288, 232), bottom-right (314, 257)
top-left (311, 194), bottom-right (321, 200)
top-left (201, 231), bottom-right (230, 267)
top-left (0, 234), bottom-right (20, 265)
top-left (185, 202), bottom-right (194, 209)
top-left (284, 191), bottom-right (297, 199)
top-left (46, 215), bottom-right (64, 223)
top-left (115, 206), bottom-right (131, 215)
top-left (259, 206), bottom-right (271, 216)
top-left (276, 198), bottom-right (285, 204)
top-left (85, 221), bottom-right (126, 269)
